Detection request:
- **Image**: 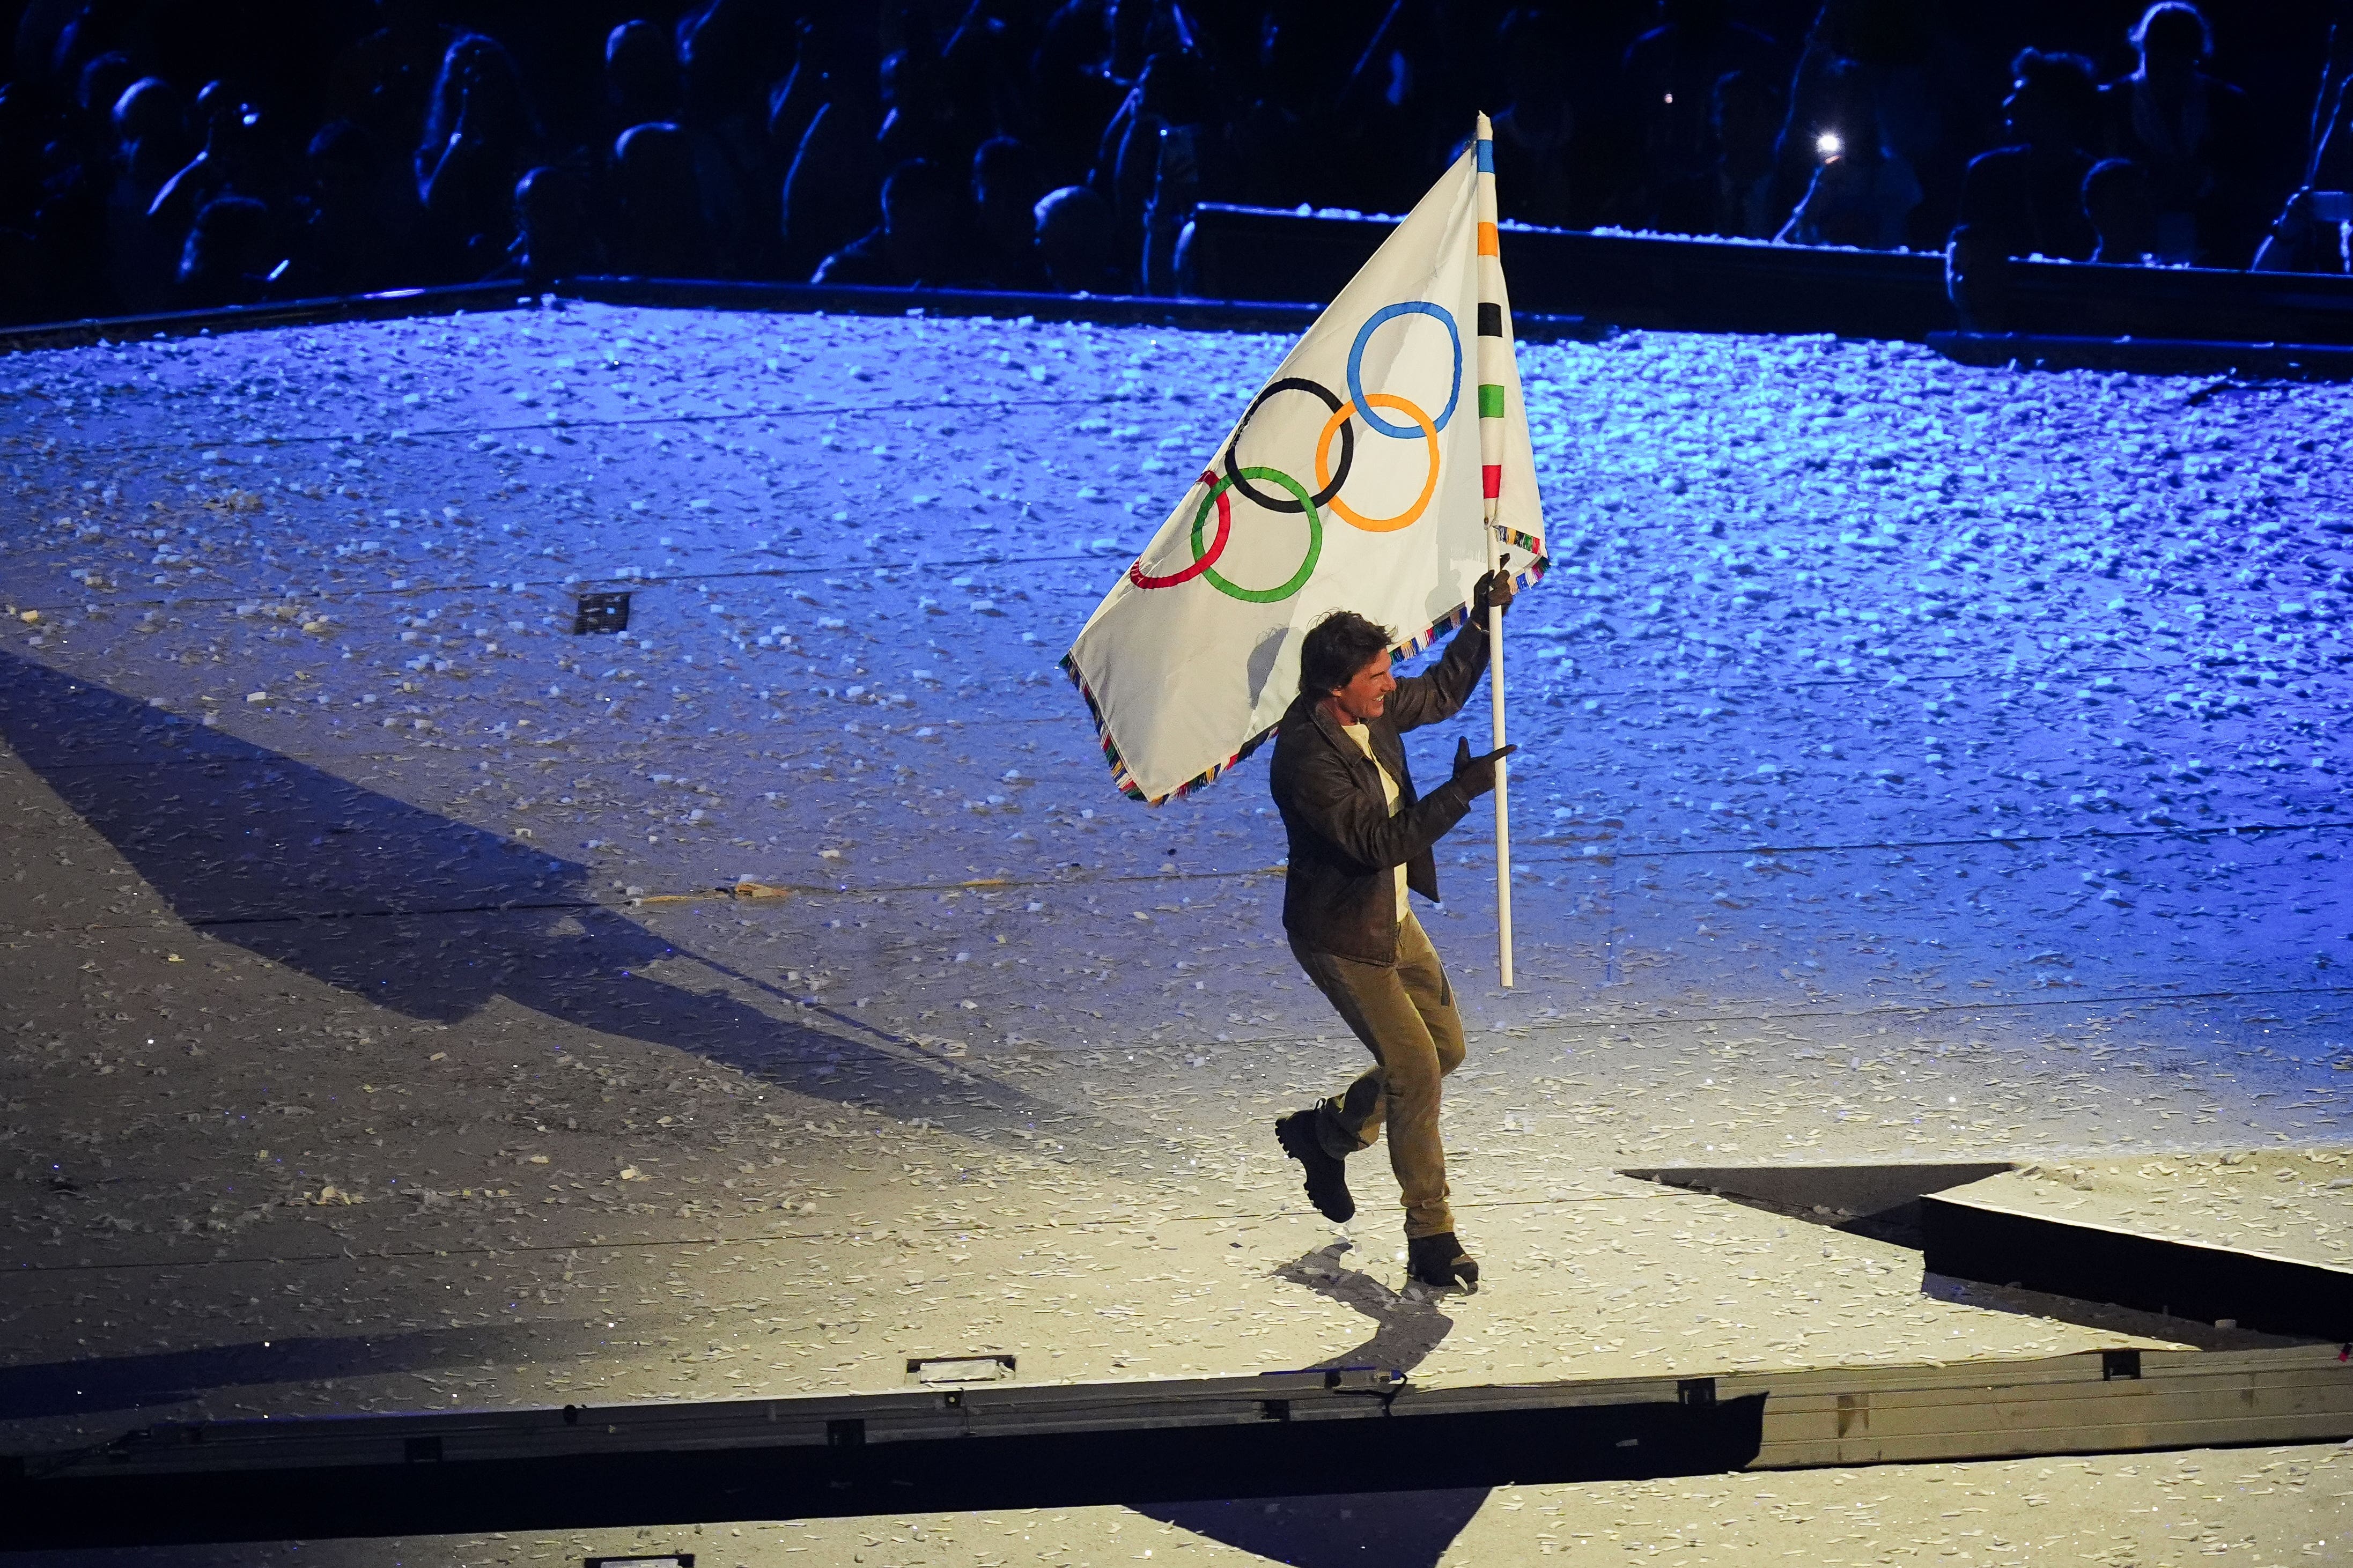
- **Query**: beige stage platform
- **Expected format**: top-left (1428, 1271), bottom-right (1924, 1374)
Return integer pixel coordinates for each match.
top-left (5, 300), bottom-right (2352, 1564)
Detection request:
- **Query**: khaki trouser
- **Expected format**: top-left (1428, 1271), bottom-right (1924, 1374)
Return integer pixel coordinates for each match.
top-left (1288, 910), bottom-right (1466, 1240)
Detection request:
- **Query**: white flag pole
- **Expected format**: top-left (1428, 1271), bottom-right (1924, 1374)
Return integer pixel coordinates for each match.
top-left (1487, 516), bottom-right (1515, 990)
top-left (1473, 112), bottom-right (1514, 989)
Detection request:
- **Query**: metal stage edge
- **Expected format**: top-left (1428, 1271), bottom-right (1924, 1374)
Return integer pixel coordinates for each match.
top-left (4, 1346), bottom-right (2347, 1550)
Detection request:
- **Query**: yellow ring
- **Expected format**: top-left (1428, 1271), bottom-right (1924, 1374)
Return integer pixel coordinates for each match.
top-left (1315, 393), bottom-right (1439, 533)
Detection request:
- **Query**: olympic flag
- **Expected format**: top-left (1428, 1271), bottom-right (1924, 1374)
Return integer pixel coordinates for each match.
top-left (1061, 115), bottom-right (1545, 975)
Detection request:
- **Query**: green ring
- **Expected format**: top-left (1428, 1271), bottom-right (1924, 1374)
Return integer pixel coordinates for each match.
top-left (1190, 465), bottom-right (1322, 604)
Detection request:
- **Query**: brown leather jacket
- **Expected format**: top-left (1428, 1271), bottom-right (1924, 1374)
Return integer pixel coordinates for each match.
top-left (1268, 620), bottom-right (1490, 964)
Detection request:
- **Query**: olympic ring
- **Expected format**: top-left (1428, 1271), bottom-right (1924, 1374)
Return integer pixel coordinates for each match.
top-left (1189, 465), bottom-right (1322, 604)
top-left (1125, 304), bottom-right (1454, 597)
top-left (1347, 301), bottom-right (1461, 439)
top-left (1315, 393), bottom-right (1439, 533)
top-left (1129, 470), bottom-right (1230, 589)
top-left (1221, 377), bottom-right (1353, 513)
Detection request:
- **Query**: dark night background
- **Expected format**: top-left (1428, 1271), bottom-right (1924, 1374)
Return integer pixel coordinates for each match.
top-left (2, 1), bottom-right (2347, 326)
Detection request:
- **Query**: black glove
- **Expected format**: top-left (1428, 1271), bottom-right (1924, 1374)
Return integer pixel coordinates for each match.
top-left (1472, 556), bottom-right (1516, 628)
top-left (1452, 736), bottom-right (1516, 796)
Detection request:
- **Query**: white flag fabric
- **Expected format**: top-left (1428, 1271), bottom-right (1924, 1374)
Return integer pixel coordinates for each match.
top-left (1064, 121), bottom-right (1546, 804)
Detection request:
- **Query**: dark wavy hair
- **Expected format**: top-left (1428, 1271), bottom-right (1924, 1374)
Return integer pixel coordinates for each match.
top-left (1299, 610), bottom-right (1395, 700)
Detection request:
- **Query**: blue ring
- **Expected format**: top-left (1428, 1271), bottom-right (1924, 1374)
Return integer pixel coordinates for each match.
top-left (1346, 301), bottom-right (1461, 439)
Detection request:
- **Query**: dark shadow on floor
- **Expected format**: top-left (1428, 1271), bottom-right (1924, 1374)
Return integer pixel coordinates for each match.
top-left (0, 651), bottom-right (1157, 1162)
top-left (1131, 1488), bottom-right (1494, 1568)
top-left (0, 1323), bottom-right (574, 1421)
top-left (1622, 1162), bottom-right (2016, 1248)
top-left (1133, 1247), bottom-right (1485, 1563)
top-left (1273, 1242), bottom-right (1454, 1373)
top-left (1922, 1271), bottom-right (2325, 1352)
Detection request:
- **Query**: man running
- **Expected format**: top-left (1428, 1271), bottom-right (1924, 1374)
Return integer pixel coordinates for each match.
top-left (1269, 565), bottom-right (1515, 1290)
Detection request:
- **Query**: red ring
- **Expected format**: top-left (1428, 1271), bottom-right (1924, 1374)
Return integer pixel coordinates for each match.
top-left (1128, 471), bottom-right (1232, 589)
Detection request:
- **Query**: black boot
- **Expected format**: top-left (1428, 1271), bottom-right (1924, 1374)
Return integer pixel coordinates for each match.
top-left (1407, 1231), bottom-right (1479, 1290)
top-left (1274, 1110), bottom-right (1354, 1223)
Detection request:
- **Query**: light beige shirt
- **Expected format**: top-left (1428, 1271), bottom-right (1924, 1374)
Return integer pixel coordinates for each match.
top-left (1341, 721), bottom-right (1409, 922)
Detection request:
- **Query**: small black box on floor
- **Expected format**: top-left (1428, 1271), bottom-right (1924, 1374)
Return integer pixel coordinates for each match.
top-left (575, 591), bottom-right (631, 634)
top-left (585, 1557), bottom-right (691, 1567)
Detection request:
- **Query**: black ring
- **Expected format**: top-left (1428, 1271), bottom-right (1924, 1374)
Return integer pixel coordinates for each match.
top-left (1221, 376), bottom-right (1353, 514)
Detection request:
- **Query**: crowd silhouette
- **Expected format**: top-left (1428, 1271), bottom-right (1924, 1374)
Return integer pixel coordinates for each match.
top-left (1, 0), bottom-right (2348, 326)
